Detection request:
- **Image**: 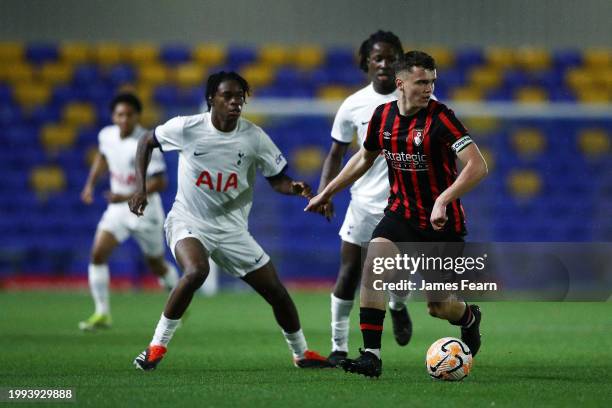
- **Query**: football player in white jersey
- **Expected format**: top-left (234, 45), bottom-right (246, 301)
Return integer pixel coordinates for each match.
top-left (79, 93), bottom-right (179, 331)
top-left (129, 72), bottom-right (331, 370)
top-left (317, 31), bottom-right (413, 365)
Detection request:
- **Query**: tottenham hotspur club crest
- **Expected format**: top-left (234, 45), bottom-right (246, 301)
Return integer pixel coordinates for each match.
top-left (413, 129), bottom-right (424, 146)
top-left (237, 151), bottom-right (245, 165)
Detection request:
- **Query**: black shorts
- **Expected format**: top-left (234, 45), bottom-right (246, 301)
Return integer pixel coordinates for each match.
top-left (371, 210), bottom-right (465, 243)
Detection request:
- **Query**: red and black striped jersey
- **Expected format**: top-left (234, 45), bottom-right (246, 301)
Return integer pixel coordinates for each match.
top-left (363, 99), bottom-right (473, 235)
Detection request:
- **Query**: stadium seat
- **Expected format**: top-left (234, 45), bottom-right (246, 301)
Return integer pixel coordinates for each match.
top-left (291, 146), bottom-right (325, 175)
top-left (29, 105), bottom-right (62, 126)
top-left (449, 86), bottom-right (484, 101)
top-left (240, 64), bottom-right (275, 88)
top-left (29, 165), bottom-right (67, 196)
top-left (0, 104), bottom-right (21, 126)
top-left (59, 42), bottom-right (90, 64)
top-left (325, 47), bottom-right (355, 68)
top-left (153, 85), bottom-right (180, 107)
top-left (40, 124), bottom-right (78, 152)
top-left (160, 44), bottom-right (192, 65)
top-left (423, 46), bottom-right (454, 69)
top-left (13, 83), bottom-right (51, 108)
top-left (565, 67), bottom-right (596, 91)
top-left (192, 44), bottom-right (226, 66)
top-left (317, 85), bottom-right (354, 100)
top-left (259, 45), bottom-right (292, 66)
top-left (510, 128), bottom-right (546, 156)
top-left (468, 67), bottom-right (503, 91)
top-left (292, 45), bottom-right (324, 70)
top-left (175, 63), bottom-right (207, 88)
top-left (0, 42), bottom-right (24, 62)
top-left (63, 102), bottom-right (96, 128)
top-left (573, 87), bottom-right (609, 103)
top-left (138, 64), bottom-right (169, 86)
top-left (227, 46), bottom-right (257, 68)
top-left (515, 47), bottom-right (551, 71)
top-left (583, 48), bottom-right (611, 68)
top-left (26, 43), bottom-right (58, 65)
top-left (577, 129), bottom-right (610, 158)
top-left (93, 43), bottom-right (124, 65)
top-left (454, 48), bottom-right (485, 68)
top-left (484, 47), bottom-right (516, 68)
top-left (107, 64), bottom-right (136, 87)
top-left (507, 169), bottom-right (543, 199)
top-left (72, 64), bottom-right (101, 87)
top-left (139, 105), bottom-right (162, 129)
top-left (1, 62), bottom-right (34, 83)
top-left (462, 116), bottom-right (501, 133)
top-left (39, 62), bottom-right (74, 85)
top-left (126, 43), bottom-right (159, 65)
top-left (514, 87), bottom-right (548, 103)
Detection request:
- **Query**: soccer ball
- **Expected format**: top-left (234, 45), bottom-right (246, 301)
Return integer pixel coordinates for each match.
top-left (426, 337), bottom-right (473, 381)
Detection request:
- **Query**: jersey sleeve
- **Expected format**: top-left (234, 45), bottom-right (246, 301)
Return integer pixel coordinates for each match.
top-left (362, 104), bottom-right (385, 151)
top-left (437, 107), bottom-right (473, 154)
top-left (146, 149), bottom-right (166, 176)
top-left (154, 116), bottom-right (186, 152)
top-left (256, 130), bottom-right (288, 177)
top-left (330, 99), bottom-right (355, 144)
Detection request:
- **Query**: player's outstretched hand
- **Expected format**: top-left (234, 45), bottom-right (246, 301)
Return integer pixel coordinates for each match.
top-left (80, 185), bottom-right (94, 205)
top-left (430, 198), bottom-right (448, 231)
top-left (128, 191), bottom-right (148, 216)
top-left (291, 181), bottom-right (313, 199)
top-left (304, 193), bottom-right (330, 214)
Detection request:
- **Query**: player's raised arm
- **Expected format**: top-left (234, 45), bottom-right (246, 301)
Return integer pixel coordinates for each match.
top-left (81, 151), bottom-right (108, 204)
top-left (266, 172), bottom-right (313, 199)
top-left (128, 131), bottom-right (160, 216)
top-left (316, 142), bottom-right (350, 219)
top-left (305, 146), bottom-right (379, 213)
top-left (430, 143), bottom-right (488, 230)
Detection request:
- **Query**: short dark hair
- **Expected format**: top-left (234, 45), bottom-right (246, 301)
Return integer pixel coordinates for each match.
top-left (393, 51), bottom-right (436, 75)
top-left (110, 93), bottom-right (142, 114)
top-left (358, 30), bottom-right (403, 72)
top-left (205, 71), bottom-right (251, 110)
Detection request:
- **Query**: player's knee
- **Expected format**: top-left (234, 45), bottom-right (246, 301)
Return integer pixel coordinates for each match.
top-left (90, 249), bottom-right (107, 265)
top-left (182, 264), bottom-right (208, 289)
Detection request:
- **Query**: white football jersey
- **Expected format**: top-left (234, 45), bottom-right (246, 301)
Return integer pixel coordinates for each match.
top-left (331, 83), bottom-right (399, 211)
top-left (154, 112), bottom-right (287, 232)
top-left (98, 124), bottom-right (166, 196)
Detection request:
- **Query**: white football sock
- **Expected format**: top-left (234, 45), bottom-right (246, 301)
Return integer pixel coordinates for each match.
top-left (159, 261), bottom-right (179, 290)
top-left (331, 294), bottom-right (353, 352)
top-left (365, 348), bottom-right (381, 359)
top-left (282, 329), bottom-right (308, 359)
top-left (388, 291), bottom-right (410, 311)
top-left (88, 263), bottom-right (110, 315)
top-left (150, 314), bottom-right (181, 347)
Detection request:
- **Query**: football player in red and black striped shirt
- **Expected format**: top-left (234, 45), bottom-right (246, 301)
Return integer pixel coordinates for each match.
top-left (306, 51), bottom-right (488, 377)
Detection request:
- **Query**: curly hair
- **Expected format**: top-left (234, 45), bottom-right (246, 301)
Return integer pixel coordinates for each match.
top-left (358, 30), bottom-right (403, 72)
top-left (205, 71), bottom-right (251, 110)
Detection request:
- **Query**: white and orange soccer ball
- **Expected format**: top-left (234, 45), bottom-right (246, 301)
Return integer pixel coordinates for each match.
top-left (426, 337), bottom-right (473, 381)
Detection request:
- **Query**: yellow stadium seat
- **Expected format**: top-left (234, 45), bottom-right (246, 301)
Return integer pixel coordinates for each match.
top-left (39, 62), bottom-right (74, 85)
top-left (193, 44), bottom-right (226, 66)
top-left (240, 64), bottom-right (275, 88)
top-left (59, 42), bottom-right (90, 64)
top-left (583, 48), bottom-right (611, 68)
top-left (127, 43), bottom-right (159, 65)
top-left (423, 46), bottom-right (454, 69)
top-left (468, 67), bottom-right (503, 90)
top-left (0, 62), bottom-right (34, 83)
top-left (293, 45), bottom-right (324, 70)
top-left (478, 147), bottom-right (495, 172)
top-left (63, 102), bottom-right (96, 127)
top-left (138, 64), bottom-right (169, 86)
top-left (511, 128), bottom-right (546, 156)
top-left (515, 47), bottom-right (551, 71)
top-left (573, 88), bottom-right (609, 103)
top-left (578, 129), bottom-right (610, 157)
top-left (174, 63), bottom-right (207, 87)
top-left (30, 165), bottom-right (66, 196)
top-left (13, 83), bottom-right (51, 108)
top-left (317, 85), bottom-right (354, 100)
top-left (94, 43), bottom-right (124, 65)
top-left (40, 124), bottom-right (78, 152)
top-left (514, 87), bottom-right (548, 103)
top-left (292, 146), bottom-right (325, 175)
top-left (565, 68), bottom-right (596, 91)
top-left (507, 170), bottom-right (542, 199)
top-left (462, 116), bottom-right (501, 133)
top-left (85, 146), bottom-right (99, 166)
top-left (0, 42), bottom-right (24, 62)
top-left (259, 45), bottom-right (292, 66)
top-left (449, 86), bottom-right (484, 102)
top-left (484, 47), bottom-right (516, 68)
top-left (241, 113), bottom-right (267, 126)
top-left (140, 105), bottom-right (163, 129)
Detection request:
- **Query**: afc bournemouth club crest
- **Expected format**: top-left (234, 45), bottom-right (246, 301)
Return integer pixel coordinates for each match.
top-left (413, 129), bottom-right (424, 146)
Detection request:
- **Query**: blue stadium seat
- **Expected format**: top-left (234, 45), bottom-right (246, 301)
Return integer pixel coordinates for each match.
top-left (551, 49), bottom-right (582, 70)
top-left (51, 85), bottom-right (83, 106)
top-left (153, 85), bottom-right (180, 107)
top-left (454, 48), bottom-right (485, 68)
top-left (26, 43), bottom-right (59, 64)
top-left (108, 64), bottom-right (136, 86)
top-left (0, 104), bottom-right (21, 126)
top-left (160, 44), bottom-right (192, 65)
top-left (73, 65), bottom-right (101, 87)
top-left (226, 46), bottom-right (257, 68)
top-left (28, 105), bottom-right (62, 126)
top-left (325, 47), bottom-right (355, 68)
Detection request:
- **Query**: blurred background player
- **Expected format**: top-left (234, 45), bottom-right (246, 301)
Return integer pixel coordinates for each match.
top-left (307, 51), bottom-right (488, 377)
top-left (317, 30), bottom-right (413, 365)
top-left (129, 72), bottom-right (331, 370)
top-left (79, 93), bottom-right (179, 331)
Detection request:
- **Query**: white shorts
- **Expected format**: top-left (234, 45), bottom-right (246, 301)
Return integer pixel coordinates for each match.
top-left (98, 199), bottom-right (166, 257)
top-left (339, 200), bottom-right (385, 247)
top-left (165, 212), bottom-right (270, 278)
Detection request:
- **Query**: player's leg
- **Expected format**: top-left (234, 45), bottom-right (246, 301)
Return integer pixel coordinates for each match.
top-left (79, 229), bottom-right (119, 331)
top-left (144, 255), bottom-right (179, 291)
top-left (241, 261), bottom-right (332, 368)
top-left (134, 237), bottom-right (210, 371)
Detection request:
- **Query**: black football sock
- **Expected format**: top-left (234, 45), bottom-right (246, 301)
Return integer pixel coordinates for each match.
top-left (450, 302), bottom-right (475, 328)
top-left (360, 308), bottom-right (386, 350)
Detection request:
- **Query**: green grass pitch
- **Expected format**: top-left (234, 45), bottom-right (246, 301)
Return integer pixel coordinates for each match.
top-left (1, 291), bottom-right (610, 407)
